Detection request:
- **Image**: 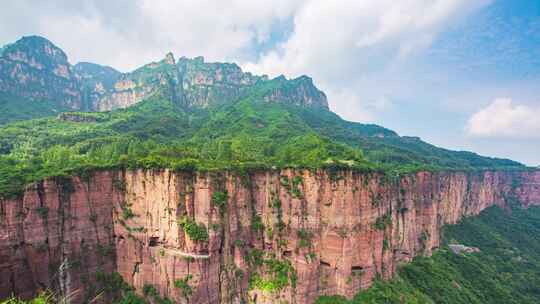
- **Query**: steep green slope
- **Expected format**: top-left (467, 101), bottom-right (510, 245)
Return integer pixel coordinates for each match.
top-left (316, 205), bottom-right (540, 304)
top-left (0, 83), bottom-right (526, 198)
top-left (291, 106), bottom-right (521, 171)
top-left (0, 92), bottom-right (70, 124)
top-left (0, 94), bottom-right (365, 197)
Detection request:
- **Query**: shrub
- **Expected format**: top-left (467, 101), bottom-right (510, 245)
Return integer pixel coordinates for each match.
top-left (297, 229), bottom-right (313, 249)
top-left (211, 190), bottom-right (228, 214)
top-left (35, 206), bottom-right (49, 220)
top-left (174, 275), bottom-right (193, 299)
top-left (249, 259), bottom-right (297, 293)
top-left (374, 213), bottom-right (392, 230)
top-left (251, 215), bottom-right (264, 233)
top-left (178, 216), bottom-right (208, 242)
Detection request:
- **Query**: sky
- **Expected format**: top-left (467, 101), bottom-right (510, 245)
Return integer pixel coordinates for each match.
top-left (1, 0), bottom-right (539, 166)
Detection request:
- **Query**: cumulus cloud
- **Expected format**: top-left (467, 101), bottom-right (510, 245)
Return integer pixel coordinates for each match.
top-left (243, 0), bottom-right (491, 80)
top-left (242, 0), bottom-right (491, 120)
top-left (466, 98), bottom-right (540, 138)
top-left (325, 87), bottom-right (394, 122)
top-left (0, 0), bottom-right (304, 71)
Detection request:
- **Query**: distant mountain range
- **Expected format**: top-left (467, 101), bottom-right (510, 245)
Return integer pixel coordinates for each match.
top-left (0, 35), bottom-right (327, 119)
top-left (0, 35), bottom-right (525, 199)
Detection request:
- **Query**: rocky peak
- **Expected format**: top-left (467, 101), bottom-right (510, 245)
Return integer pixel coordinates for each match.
top-left (176, 56), bottom-right (265, 107)
top-left (73, 62), bottom-right (122, 106)
top-left (262, 75), bottom-right (329, 109)
top-left (178, 56), bottom-right (262, 85)
top-left (164, 52), bottom-right (175, 65)
top-left (0, 35), bottom-right (330, 114)
top-left (0, 35), bottom-right (82, 109)
top-left (193, 56), bottom-right (204, 64)
top-left (1, 36), bottom-right (69, 71)
top-left (74, 62), bottom-right (121, 84)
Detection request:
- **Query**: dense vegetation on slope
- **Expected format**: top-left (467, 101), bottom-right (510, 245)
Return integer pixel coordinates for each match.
top-left (0, 92), bottom-right (70, 125)
top-left (0, 36), bottom-right (526, 199)
top-left (0, 86), bottom-right (525, 198)
top-left (316, 205), bottom-right (540, 304)
top-left (291, 106), bottom-right (521, 171)
top-left (0, 93), bottom-right (366, 197)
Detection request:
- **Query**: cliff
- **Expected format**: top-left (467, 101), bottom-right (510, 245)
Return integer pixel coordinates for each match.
top-left (1, 169), bottom-right (539, 303)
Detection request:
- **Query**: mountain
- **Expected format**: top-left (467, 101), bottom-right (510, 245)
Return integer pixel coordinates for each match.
top-left (0, 36), bottom-right (81, 123)
top-left (0, 91), bottom-right (524, 199)
top-left (0, 35), bottom-right (538, 304)
top-left (0, 36), bottom-right (327, 123)
top-left (317, 204), bottom-right (540, 304)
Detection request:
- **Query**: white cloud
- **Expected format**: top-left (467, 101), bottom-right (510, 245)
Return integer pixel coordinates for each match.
top-left (326, 87), bottom-right (394, 123)
top-left (466, 98), bottom-right (540, 138)
top-left (241, 0), bottom-right (491, 122)
top-left (243, 0), bottom-right (491, 80)
top-left (0, 0), bottom-right (305, 71)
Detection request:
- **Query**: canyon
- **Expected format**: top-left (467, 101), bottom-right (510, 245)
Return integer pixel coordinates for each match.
top-left (1, 169), bottom-right (539, 304)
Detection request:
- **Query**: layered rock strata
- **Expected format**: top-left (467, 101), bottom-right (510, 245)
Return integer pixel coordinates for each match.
top-left (1, 169), bottom-right (539, 303)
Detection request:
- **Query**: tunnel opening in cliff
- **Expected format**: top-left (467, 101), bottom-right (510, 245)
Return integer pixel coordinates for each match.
top-left (320, 261), bottom-right (331, 267)
top-left (148, 237), bottom-right (159, 247)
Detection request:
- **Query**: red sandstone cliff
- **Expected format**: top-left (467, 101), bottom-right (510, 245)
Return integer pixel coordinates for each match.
top-left (1, 169), bottom-right (539, 303)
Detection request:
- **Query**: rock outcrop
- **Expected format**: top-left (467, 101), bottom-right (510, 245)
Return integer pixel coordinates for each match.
top-left (1, 169), bottom-right (539, 303)
top-left (448, 244), bottom-right (480, 254)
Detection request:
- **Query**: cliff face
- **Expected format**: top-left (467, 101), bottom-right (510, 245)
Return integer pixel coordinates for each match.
top-left (1, 170), bottom-right (539, 303)
top-left (0, 36), bottom-right (83, 109)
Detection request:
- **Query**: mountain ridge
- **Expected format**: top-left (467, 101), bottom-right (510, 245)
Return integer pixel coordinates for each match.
top-left (0, 34), bottom-right (528, 200)
top-left (0, 35), bottom-right (525, 169)
top-left (0, 35), bottom-right (328, 117)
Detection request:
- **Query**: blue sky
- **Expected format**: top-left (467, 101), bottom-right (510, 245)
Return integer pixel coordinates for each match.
top-left (376, 0), bottom-right (540, 166)
top-left (1, 0), bottom-right (539, 165)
